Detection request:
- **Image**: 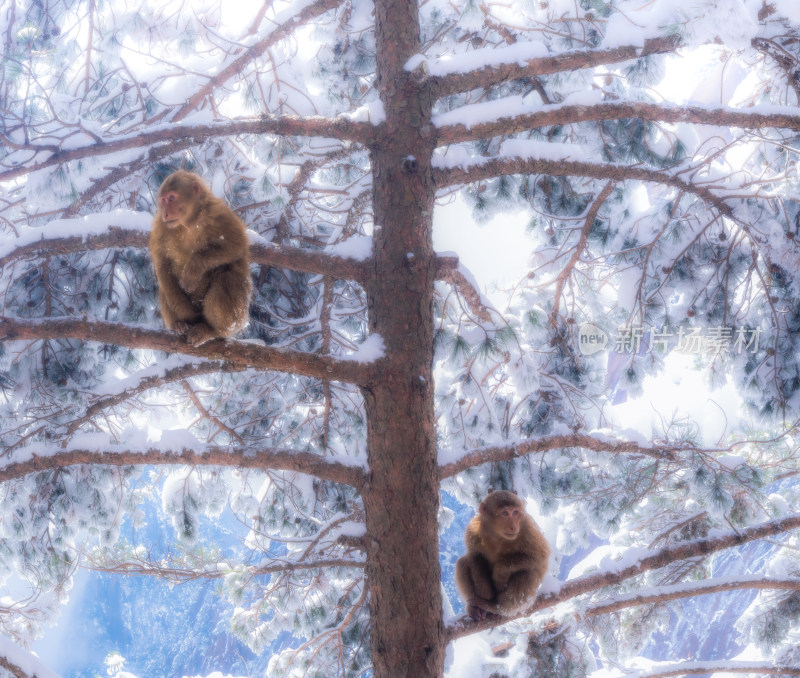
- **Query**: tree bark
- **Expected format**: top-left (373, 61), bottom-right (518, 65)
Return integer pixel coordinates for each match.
top-left (363, 0), bottom-right (444, 676)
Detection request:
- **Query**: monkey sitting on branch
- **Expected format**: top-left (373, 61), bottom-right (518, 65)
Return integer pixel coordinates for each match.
top-left (150, 170), bottom-right (252, 347)
top-left (455, 490), bottom-right (550, 620)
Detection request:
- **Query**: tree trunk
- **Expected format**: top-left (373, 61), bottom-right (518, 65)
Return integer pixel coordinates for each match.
top-left (364, 1), bottom-right (443, 676)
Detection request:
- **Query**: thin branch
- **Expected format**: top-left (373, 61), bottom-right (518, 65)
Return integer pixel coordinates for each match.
top-left (0, 317), bottom-right (377, 386)
top-left (0, 445), bottom-right (367, 489)
top-left (439, 432), bottom-right (681, 479)
top-left (170, 0), bottom-right (346, 122)
top-left (550, 180), bottom-right (615, 327)
top-left (447, 513), bottom-right (800, 640)
top-left (434, 101), bottom-right (800, 147)
top-left (429, 37), bottom-right (680, 99)
top-left (65, 360), bottom-right (246, 437)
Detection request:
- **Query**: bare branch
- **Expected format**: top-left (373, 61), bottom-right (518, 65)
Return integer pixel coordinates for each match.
top-left (0, 445), bottom-right (367, 489)
top-left (439, 432), bottom-right (680, 479)
top-left (435, 101), bottom-right (800, 147)
top-left (429, 37), bottom-right (680, 99)
top-left (0, 317), bottom-right (377, 386)
top-left (447, 514), bottom-right (800, 640)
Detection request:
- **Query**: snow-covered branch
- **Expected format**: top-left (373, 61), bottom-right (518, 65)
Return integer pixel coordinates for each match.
top-left (0, 227), bottom-right (369, 283)
top-left (434, 100), bottom-right (800, 146)
top-left (0, 116), bottom-right (375, 184)
top-left (0, 636), bottom-right (60, 678)
top-left (0, 444), bottom-right (367, 489)
top-left (88, 557), bottom-right (365, 582)
top-left (0, 317), bottom-right (377, 386)
top-left (610, 661), bottom-right (800, 677)
top-left (447, 514), bottom-right (800, 641)
top-left (438, 432), bottom-right (680, 479)
top-left (584, 576), bottom-right (800, 617)
top-left (426, 37), bottom-right (680, 100)
top-left (433, 155), bottom-right (747, 240)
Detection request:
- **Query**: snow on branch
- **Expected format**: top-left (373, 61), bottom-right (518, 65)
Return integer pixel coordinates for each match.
top-left (0, 115), bottom-right (376, 185)
top-left (0, 317), bottom-right (377, 386)
top-left (0, 444), bottom-right (367, 489)
top-left (434, 100), bottom-right (800, 147)
top-left (421, 37), bottom-right (680, 100)
top-left (447, 514), bottom-right (800, 641)
top-left (438, 431), bottom-right (680, 478)
top-left (434, 254), bottom-right (494, 323)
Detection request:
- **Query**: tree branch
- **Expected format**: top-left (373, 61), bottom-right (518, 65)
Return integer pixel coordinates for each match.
top-left (433, 156), bottom-right (751, 241)
top-left (429, 37), bottom-right (680, 99)
top-left (434, 255), bottom-right (493, 322)
top-left (0, 230), bottom-right (369, 284)
top-left (585, 576), bottom-right (800, 617)
top-left (88, 557), bottom-right (365, 582)
top-left (434, 101), bottom-right (800, 146)
top-left (0, 444), bottom-right (367, 489)
top-left (439, 432), bottom-right (680, 479)
top-left (0, 317), bottom-right (377, 386)
top-left (447, 514), bottom-right (800, 641)
top-left (0, 116), bottom-right (375, 184)
top-left (618, 662), bottom-right (800, 677)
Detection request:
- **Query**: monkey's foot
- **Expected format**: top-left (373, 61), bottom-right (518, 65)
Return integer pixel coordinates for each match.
top-left (186, 323), bottom-right (221, 347)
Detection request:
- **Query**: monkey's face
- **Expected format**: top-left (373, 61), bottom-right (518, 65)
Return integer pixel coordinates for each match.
top-left (158, 189), bottom-right (195, 228)
top-left (491, 504), bottom-right (522, 540)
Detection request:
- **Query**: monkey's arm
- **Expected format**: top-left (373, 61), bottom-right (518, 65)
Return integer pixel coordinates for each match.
top-left (154, 256), bottom-right (201, 324)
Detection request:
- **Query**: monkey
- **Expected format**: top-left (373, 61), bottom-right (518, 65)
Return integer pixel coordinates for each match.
top-left (150, 170), bottom-right (252, 347)
top-left (455, 490), bottom-right (550, 620)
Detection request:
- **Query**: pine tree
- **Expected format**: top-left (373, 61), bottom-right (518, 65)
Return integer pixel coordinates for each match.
top-left (2, 0), bottom-right (800, 677)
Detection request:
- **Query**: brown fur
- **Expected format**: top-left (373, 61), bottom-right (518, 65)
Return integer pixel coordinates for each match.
top-left (150, 170), bottom-right (252, 347)
top-left (455, 490), bottom-right (550, 619)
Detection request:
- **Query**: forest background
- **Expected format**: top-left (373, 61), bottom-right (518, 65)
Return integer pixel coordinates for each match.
top-left (3, 0), bottom-right (800, 677)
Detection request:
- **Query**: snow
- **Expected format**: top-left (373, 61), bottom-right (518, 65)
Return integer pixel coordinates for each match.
top-left (329, 235), bottom-right (372, 261)
top-left (340, 333), bottom-right (385, 362)
top-left (406, 41), bottom-right (549, 77)
top-left (0, 635), bottom-right (61, 678)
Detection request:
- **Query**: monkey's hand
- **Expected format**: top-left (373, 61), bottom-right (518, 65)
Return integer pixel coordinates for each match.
top-left (466, 597), bottom-right (494, 621)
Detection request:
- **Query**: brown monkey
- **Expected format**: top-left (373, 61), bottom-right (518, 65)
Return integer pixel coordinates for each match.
top-left (455, 490), bottom-right (550, 620)
top-left (150, 170), bottom-right (252, 347)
